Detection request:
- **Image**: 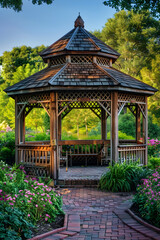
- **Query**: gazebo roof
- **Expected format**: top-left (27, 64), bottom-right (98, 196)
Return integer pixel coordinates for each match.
top-left (39, 15), bottom-right (120, 61)
top-left (4, 16), bottom-right (157, 96)
top-left (5, 63), bottom-right (157, 94)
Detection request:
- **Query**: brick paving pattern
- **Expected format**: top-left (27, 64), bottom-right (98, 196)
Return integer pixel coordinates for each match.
top-left (60, 188), bottom-right (151, 240)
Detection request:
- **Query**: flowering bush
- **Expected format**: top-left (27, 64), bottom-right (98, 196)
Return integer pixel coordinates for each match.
top-left (148, 138), bottom-right (160, 157)
top-left (0, 161), bottom-right (64, 239)
top-left (133, 171), bottom-right (160, 228)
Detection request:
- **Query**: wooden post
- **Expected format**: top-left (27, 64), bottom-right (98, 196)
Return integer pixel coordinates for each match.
top-left (101, 108), bottom-right (106, 140)
top-left (136, 105), bottom-right (141, 143)
top-left (58, 116), bottom-right (61, 141)
top-left (144, 97), bottom-right (148, 165)
top-left (50, 92), bottom-right (57, 180)
top-left (111, 92), bottom-right (118, 164)
top-left (15, 96), bottom-right (19, 164)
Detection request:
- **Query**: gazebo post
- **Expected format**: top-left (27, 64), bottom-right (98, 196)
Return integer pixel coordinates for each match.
top-left (50, 92), bottom-right (58, 180)
top-left (136, 105), bottom-right (141, 143)
top-left (111, 92), bottom-right (118, 164)
top-left (101, 108), bottom-right (106, 140)
top-left (15, 96), bottom-right (19, 164)
top-left (144, 97), bottom-right (148, 165)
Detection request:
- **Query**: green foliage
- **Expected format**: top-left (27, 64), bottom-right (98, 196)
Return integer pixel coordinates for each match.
top-left (0, 161), bottom-right (64, 235)
top-left (119, 112), bottom-right (136, 138)
top-left (99, 162), bottom-right (152, 192)
top-left (148, 157), bottom-right (160, 169)
top-left (0, 131), bottom-right (15, 165)
top-left (148, 114), bottom-right (160, 139)
top-left (103, 0), bottom-right (160, 17)
top-left (0, 45), bottom-right (46, 128)
top-left (92, 10), bottom-right (160, 125)
top-left (133, 171), bottom-right (160, 228)
top-left (0, 205), bottom-right (33, 240)
top-left (0, 0), bottom-right (54, 12)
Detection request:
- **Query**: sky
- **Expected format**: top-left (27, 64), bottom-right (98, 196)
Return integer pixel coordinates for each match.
top-left (0, 0), bottom-right (116, 56)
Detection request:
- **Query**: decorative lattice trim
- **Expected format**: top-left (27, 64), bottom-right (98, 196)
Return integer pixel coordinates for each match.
top-left (58, 91), bottom-right (111, 101)
top-left (71, 55), bottom-right (93, 63)
top-left (17, 93), bottom-right (50, 103)
top-left (118, 93), bottom-right (145, 103)
top-left (50, 56), bottom-right (66, 66)
top-left (96, 57), bottom-right (110, 66)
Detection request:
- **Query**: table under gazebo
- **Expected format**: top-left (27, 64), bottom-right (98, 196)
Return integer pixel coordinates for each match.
top-left (4, 15), bottom-right (157, 181)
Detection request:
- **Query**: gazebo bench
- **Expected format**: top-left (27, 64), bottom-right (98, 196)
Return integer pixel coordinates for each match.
top-left (69, 153), bottom-right (100, 167)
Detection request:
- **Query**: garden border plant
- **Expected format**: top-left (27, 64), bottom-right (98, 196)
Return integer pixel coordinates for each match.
top-left (0, 161), bottom-right (64, 240)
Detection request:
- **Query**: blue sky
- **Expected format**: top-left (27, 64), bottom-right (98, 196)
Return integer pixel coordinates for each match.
top-left (0, 0), bottom-right (116, 56)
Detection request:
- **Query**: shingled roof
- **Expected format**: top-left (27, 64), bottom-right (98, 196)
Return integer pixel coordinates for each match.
top-left (4, 15), bottom-right (157, 95)
top-left (39, 16), bottom-right (120, 60)
top-left (5, 62), bottom-right (157, 93)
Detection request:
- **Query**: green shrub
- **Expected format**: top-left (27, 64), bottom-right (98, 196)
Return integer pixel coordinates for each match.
top-left (0, 146), bottom-right (13, 165)
top-left (99, 162), bottom-right (152, 192)
top-left (0, 205), bottom-right (33, 240)
top-left (148, 157), bottom-right (160, 169)
top-left (133, 171), bottom-right (160, 228)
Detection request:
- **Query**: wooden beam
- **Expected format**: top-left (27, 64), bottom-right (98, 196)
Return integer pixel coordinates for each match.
top-left (15, 96), bottom-right (19, 164)
top-left (50, 92), bottom-right (57, 180)
top-left (58, 139), bottom-right (110, 146)
top-left (144, 96), bottom-right (148, 165)
top-left (58, 116), bottom-right (61, 141)
top-left (136, 105), bottom-right (141, 143)
top-left (111, 92), bottom-right (118, 164)
top-left (40, 102), bottom-right (50, 117)
top-left (101, 108), bottom-right (106, 140)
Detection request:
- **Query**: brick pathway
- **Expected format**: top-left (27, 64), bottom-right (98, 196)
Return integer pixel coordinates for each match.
top-left (60, 188), bottom-right (151, 240)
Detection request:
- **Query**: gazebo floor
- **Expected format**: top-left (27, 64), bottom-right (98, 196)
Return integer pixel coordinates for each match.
top-left (57, 166), bottom-right (108, 187)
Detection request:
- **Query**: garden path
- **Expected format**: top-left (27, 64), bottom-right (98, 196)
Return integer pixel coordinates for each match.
top-left (60, 188), bottom-right (151, 240)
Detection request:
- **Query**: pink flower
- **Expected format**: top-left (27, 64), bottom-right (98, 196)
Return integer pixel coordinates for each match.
top-left (24, 180), bottom-right (28, 183)
top-left (0, 190), bottom-right (2, 193)
top-left (45, 218), bottom-right (48, 221)
top-left (9, 202), bottom-right (14, 205)
top-left (35, 204), bottom-right (38, 207)
top-left (28, 214), bottom-right (30, 217)
top-left (30, 197), bottom-right (32, 200)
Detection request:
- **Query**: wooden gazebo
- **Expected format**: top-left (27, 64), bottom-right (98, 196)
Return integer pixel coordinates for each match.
top-left (5, 15), bottom-right (157, 180)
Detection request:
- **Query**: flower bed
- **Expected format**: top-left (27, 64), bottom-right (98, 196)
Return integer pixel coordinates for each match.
top-left (0, 161), bottom-right (64, 239)
top-left (133, 170), bottom-right (160, 228)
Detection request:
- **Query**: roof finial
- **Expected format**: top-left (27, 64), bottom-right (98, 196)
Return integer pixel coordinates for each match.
top-left (74, 14), bottom-right (84, 28)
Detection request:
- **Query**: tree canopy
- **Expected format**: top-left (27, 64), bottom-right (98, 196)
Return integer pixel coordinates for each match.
top-left (103, 0), bottom-right (160, 17)
top-left (0, 45), bottom-right (46, 127)
top-left (0, 0), bottom-right (54, 12)
top-left (92, 10), bottom-right (160, 125)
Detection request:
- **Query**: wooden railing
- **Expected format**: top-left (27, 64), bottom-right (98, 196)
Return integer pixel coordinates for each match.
top-left (118, 144), bottom-right (146, 164)
top-left (17, 143), bottom-right (51, 176)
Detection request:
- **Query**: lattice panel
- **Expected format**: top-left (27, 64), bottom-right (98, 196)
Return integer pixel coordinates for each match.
top-left (59, 101), bottom-right (102, 119)
top-left (103, 101), bottom-right (111, 116)
top-left (96, 57), bottom-right (110, 66)
top-left (118, 102), bottom-right (126, 115)
top-left (50, 56), bottom-right (66, 66)
top-left (126, 104), bottom-right (136, 117)
top-left (138, 104), bottom-right (146, 118)
top-left (17, 92), bottom-right (50, 103)
top-left (58, 91), bottom-right (111, 101)
top-left (118, 93), bottom-right (145, 103)
top-left (71, 55), bottom-right (93, 63)
top-left (25, 103), bottom-right (42, 116)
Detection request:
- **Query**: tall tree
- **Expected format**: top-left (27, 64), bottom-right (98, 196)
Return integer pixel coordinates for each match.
top-left (103, 0), bottom-right (160, 17)
top-left (0, 45), bottom-right (46, 128)
top-left (0, 0), bottom-right (54, 12)
top-left (92, 10), bottom-right (160, 77)
top-left (92, 10), bottom-right (160, 125)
